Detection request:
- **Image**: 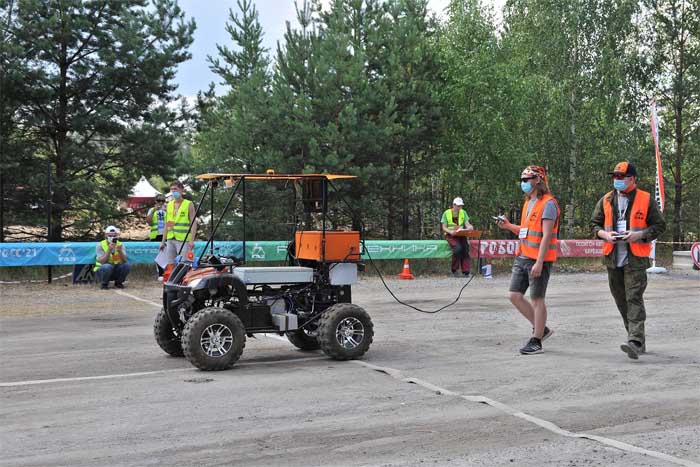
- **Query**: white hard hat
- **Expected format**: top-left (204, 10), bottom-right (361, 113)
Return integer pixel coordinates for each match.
top-left (105, 225), bottom-right (120, 234)
top-left (452, 197), bottom-right (464, 206)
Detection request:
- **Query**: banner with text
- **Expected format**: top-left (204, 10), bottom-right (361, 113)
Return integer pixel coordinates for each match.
top-left (0, 239), bottom-right (604, 267)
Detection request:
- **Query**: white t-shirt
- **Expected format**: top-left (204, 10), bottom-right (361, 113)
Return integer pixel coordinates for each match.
top-left (147, 207), bottom-right (166, 233)
top-left (614, 194), bottom-right (629, 267)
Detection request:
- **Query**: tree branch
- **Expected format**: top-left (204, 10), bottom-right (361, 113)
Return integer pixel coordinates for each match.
top-left (67, 2), bottom-right (108, 65)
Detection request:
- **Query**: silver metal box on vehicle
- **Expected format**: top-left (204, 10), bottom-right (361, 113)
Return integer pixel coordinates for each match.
top-left (233, 266), bottom-right (314, 284)
top-left (272, 312), bottom-right (299, 331)
top-left (329, 263), bottom-right (357, 285)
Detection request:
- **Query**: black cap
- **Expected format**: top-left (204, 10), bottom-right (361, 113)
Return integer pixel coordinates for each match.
top-left (608, 161), bottom-right (637, 176)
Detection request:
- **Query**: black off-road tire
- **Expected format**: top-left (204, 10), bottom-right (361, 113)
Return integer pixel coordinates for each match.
top-left (154, 308), bottom-right (184, 357)
top-left (182, 307), bottom-right (246, 371)
top-left (286, 329), bottom-right (320, 351)
top-left (318, 303), bottom-right (373, 360)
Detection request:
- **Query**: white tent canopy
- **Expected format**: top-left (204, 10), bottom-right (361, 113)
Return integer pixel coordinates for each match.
top-left (130, 176), bottom-right (161, 198)
top-left (127, 176), bottom-right (162, 208)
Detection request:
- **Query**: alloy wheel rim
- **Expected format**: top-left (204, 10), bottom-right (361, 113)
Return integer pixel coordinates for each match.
top-left (200, 323), bottom-right (233, 357)
top-left (335, 317), bottom-right (364, 349)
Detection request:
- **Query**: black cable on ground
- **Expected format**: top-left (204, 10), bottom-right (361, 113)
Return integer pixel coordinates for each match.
top-left (364, 249), bottom-right (474, 314)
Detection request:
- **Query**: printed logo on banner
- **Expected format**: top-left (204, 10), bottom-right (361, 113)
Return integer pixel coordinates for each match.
top-left (0, 247), bottom-right (39, 259)
top-left (58, 245), bottom-right (77, 263)
top-left (73, 264), bottom-right (95, 284)
top-left (558, 240), bottom-right (571, 256)
top-left (691, 242), bottom-right (700, 269)
top-left (480, 240), bottom-right (519, 257)
top-left (365, 244), bottom-right (439, 255)
top-left (251, 244), bottom-right (265, 260)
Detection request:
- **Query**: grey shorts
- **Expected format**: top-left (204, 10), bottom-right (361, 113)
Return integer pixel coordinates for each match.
top-left (165, 239), bottom-right (192, 264)
top-left (508, 256), bottom-right (553, 298)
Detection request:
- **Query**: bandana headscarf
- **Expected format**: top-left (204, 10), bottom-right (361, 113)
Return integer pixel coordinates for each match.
top-left (522, 165), bottom-right (548, 188)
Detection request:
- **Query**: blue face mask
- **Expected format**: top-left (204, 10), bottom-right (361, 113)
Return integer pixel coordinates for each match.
top-left (520, 181), bottom-right (533, 194)
top-left (613, 179), bottom-right (627, 191)
top-left (171, 191), bottom-right (181, 200)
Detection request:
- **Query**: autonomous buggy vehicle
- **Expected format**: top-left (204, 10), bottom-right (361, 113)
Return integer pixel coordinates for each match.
top-left (154, 172), bottom-right (374, 370)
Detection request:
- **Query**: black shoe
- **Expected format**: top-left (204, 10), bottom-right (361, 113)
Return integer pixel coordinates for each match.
top-left (114, 283), bottom-right (125, 289)
top-left (531, 326), bottom-right (554, 341)
top-left (100, 284), bottom-right (109, 290)
top-left (520, 338), bottom-right (543, 355)
top-left (620, 340), bottom-right (642, 360)
top-left (463, 272), bottom-right (473, 278)
top-left (542, 326), bottom-right (554, 341)
top-left (452, 271), bottom-right (460, 277)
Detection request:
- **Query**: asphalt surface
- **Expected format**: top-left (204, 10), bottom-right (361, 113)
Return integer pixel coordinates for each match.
top-left (1, 271), bottom-right (699, 467)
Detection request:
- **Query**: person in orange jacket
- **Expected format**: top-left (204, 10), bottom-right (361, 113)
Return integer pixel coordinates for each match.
top-left (590, 161), bottom-right (666, 360)
top-left (496, 166), bottom-right (560, 355)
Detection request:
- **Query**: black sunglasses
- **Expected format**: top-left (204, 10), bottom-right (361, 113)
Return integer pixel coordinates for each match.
top-left (520, 176), bottom-right (536, 183)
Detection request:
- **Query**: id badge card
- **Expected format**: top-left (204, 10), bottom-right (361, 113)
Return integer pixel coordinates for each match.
top-left (518, 227), bottom-right (528, 239)
top-left (616, 219), bottom-right (626, 234)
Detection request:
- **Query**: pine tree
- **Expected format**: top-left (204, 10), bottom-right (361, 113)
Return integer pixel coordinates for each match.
top-left (1, 0), bottom-right (195, 240)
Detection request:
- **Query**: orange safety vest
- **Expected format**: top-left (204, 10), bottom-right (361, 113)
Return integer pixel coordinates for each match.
top-left (602, 189), bottom-right (651, 257)
top-left (517, 194), bottom-right (560, 262)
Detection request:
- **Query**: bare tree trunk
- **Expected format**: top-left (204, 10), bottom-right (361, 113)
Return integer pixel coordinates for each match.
top-left (51, 14), bottom-right (69, 242)
top-left (567, 89), bottom-right (577, 240)
top-left (401, 148), bottom-right (410, 239)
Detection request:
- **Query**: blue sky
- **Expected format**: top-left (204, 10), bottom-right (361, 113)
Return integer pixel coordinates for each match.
top-left (173, 0), bottom-right (503, 97)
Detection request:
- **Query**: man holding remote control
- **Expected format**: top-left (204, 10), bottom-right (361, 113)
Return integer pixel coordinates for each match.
top-left (590, 162), bottom-right (666, 360)
top-left (495, 166), bottom-right (560, 355)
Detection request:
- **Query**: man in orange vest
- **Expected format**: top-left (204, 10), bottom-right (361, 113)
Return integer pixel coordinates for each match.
top-left (496, 166), bottom-right (559, 355)
top-left (590, 162), bottom-right (666, 360)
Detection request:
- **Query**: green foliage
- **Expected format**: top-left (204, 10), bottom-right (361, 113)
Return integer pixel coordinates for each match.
top-left (638, 0), bottom-right (700, 243)
top-left (3, 0), bottom-right (698, 246)
top-left (1, 0), bottom-right (195, 240)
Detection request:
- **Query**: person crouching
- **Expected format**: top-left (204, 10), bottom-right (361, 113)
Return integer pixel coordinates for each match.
top-left (94, 226), bottom-right (131, 289)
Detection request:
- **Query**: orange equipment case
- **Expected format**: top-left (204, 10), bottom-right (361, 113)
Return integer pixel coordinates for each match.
top-left (295, 231), bottom-right (361, 262)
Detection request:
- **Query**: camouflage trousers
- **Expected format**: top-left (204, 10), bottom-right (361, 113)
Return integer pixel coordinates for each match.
top-left (606, 266), bottom-right (648, 344)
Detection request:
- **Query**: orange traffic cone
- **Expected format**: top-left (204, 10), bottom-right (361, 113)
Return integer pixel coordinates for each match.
top-left (398, 259), bottom-right (414, 280)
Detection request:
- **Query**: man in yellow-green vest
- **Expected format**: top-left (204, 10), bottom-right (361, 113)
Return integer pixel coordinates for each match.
top-left (95, 225), bottom-right (131, 289)
top-left (146, 194), bottom-right (166, 276)
top-left (145, 194), bottom-right (167, 242)
top-left (159, 180), bottom-right (197, 265)
top-left (441, 197), bottom-right (474, 277)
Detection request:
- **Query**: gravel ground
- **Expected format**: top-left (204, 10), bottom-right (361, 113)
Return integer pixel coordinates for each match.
top-left (1, 271), bottom-right (698, 467)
